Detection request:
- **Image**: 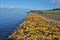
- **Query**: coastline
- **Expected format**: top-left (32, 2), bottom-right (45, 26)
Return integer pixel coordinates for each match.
top-left (7, 12), bottom-right (60, 40)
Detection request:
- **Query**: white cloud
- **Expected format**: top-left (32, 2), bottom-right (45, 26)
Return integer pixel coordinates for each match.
top-left (52, 0), bottom-right (60, 3)
top-left (52, 0), bottom-right (60, 8)
top-left (0, 6), bottom-right (18, 8)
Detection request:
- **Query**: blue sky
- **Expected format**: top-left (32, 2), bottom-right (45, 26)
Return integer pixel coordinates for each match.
top-left (0, 0), bottom-right (60, 10)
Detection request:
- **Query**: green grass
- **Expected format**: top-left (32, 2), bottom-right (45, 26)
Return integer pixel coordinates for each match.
top-left (43, 10), bottom-right (60, 16)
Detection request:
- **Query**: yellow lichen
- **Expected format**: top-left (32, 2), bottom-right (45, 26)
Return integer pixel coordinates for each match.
top-left (7, 13), bottom-right (60, 40)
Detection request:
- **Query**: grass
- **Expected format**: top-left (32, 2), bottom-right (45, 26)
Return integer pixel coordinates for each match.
top-left (43, 10), bottom-right (60, 16)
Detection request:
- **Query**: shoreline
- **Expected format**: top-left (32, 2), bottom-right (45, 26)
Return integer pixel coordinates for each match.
top-left (7, 12), bottom-right (60, 40)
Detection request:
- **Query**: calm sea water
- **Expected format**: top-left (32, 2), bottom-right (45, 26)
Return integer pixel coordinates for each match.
top-left (0, 8), bottom-right (28, 40)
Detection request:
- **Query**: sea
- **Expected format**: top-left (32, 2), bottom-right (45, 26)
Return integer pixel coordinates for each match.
top-left (0, 8), bottom-right (28, 40)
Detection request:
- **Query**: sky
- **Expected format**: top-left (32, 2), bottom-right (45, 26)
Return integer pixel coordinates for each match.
top-left (0, 0), bottom-right (60, 10)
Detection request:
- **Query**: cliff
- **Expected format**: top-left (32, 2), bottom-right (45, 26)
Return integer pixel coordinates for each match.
top-left (7, 12), bottom-right (60, 40)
